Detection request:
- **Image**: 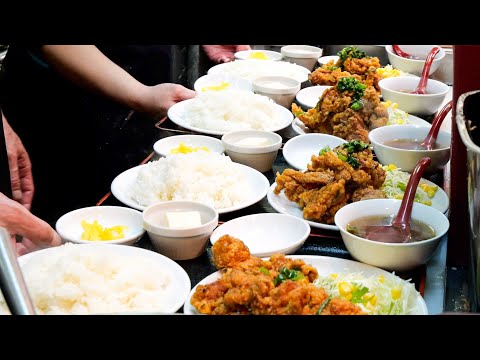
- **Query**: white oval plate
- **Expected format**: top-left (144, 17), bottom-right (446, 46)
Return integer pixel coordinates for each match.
top-left (209, 213), bottom-right (310, 258)
top-left (207, 60), bottom-right (310, 83)
top-left (183, 255), bottom-right (428, 315)
top-left (292, 114), bottom-right (431, 135)
top-left (193, 73), bottom-right (253, 93)
top-left (317, 55), bottom-right (340, 66)
top-left (111, 162), bottom-right (270, 213)
top-left (18, 244), bottom-right (191, 314)
top-left (267, 180), bottom-right (449, 231)
top-left (167, 98), bottom-right (294, 136)
top-left (295, 85), bottom-right (332, 109)
top-left (283, 133), bottom-right (347, 170)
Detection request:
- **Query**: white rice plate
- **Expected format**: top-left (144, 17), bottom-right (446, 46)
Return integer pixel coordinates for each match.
top-left (129, 152), bottom-right (251, 209)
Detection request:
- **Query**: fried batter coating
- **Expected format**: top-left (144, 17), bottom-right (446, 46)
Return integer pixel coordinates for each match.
top-left (320, 298), bottom-right (366, 315)
top-left (190, 237), bottom-right (364, 315)
top-left (343, 57), bottom-right (381, 76)
top-left (299, 180), bottom-right (349, 223)
top-left (309, 65), bottom-right (355, 86)
top-left (274, 168), bottom-right (335, 203)
top-left (351, 186), bottom-right (386, 202)
top-left (212, 234), bottom-right (253, 269)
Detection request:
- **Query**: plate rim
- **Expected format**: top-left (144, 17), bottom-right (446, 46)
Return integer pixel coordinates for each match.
top-left (167, 98), bottom-right (294, 136)
top-left (183, 254), bottom-right (428, 315)
top-left (111, 161), bottom-right (271, 214)
top-left (18, 243), bottom-right (192, 314)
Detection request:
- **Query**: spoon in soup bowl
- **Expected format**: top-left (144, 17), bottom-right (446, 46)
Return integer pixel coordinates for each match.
top-left (420, 100), bottom-right (453, 150)
top-left (361, 157), bottom-right (432, 243)
top-left (410, 47), bottom-right (441, 95)
top-left (392, 45), bottom-right (420, 60)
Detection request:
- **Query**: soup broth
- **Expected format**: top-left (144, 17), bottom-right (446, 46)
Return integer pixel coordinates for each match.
top-left (382, 138), bottom-right (441, 150)
top-left (346, 214), bottom-right (436, 243)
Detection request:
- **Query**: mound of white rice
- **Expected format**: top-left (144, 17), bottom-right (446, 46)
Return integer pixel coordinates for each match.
top-left (129, 152), bottom-right (251, 208)
top-left (183, 90), bottom-right (287, 132)
top-left (211, 60), bottom-right (309, 82)
top-left (0, 244), bottom-right (172, 315)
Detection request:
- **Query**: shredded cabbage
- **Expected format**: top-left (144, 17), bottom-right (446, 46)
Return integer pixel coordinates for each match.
top-left (380, 164), bottom-right (438, 206)
top-left (383, 101), bottom-right (411, 125)
top-left (314, 271), bottom-right (421, 315)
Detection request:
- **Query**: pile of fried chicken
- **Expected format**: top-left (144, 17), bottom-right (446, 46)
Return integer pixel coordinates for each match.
top-left (190, 235), bottom-right (365, 315)
top-left (274, 141), bottom-right (386, 224)
top-left (309, 46), bottom-right (383, 91)
top-left (293, 75), bottom-right (389, 143)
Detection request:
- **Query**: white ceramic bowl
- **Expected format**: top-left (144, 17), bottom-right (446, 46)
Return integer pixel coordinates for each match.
top-left (252, 75), bottom-right (300, 108)
top-left (153, 134), bottom-right (225, 158)
top-left (283, 133), bottom-right (346, 170)
top-left (221, 130), bottom-right (282, 172)
top-left (317, 55), bottom-right (340, 66)
top-left (385, 45), bottom-right (446, 76)
top-left (378, 76), bottom-right (450, 116)
top-left (143, 201), bottom-right (219, 260)
top-left (334, 199), bottom-right (449, 272)
top-left (369, 124), bottom-right (451, 174)
top-left (234, 49), bottom-right (283, 61)
top-left (210, 213), bottom-right (310, 257)
top-left (281, 45), bottom-right (323, 71)
top-left (193, 73), bottom-right (252, 93)
top-left (295, 85), bottom-right (332, 109)
top-left (55, 206), bottom-right (145, 245)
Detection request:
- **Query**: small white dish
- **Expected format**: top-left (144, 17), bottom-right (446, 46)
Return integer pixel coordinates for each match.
top-left (280, 45), bottom-right (323, 71)
top-left (295, 85), bottom-right (332, 109)
top-left (252, 75), bottom-right (300, 108)
top-left (209, 213), bottom-right (310, 257)
top-left (194, 73), bottom-right (252, 93)
top-left (153, 135), bottom-right (225, 158)
top-left (282, 133), bottom-right (346, 170)
top-left (317, 55), bottom-right (340, 66)
top-left (55, 206), bottom-right (145, 245)
top-left (221, 130), bottom-right (282, 172)
top-left (234, 49), bottom-right (283, 61)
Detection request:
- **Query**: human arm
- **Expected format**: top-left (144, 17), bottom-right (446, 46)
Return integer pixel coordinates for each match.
top-left (0, 192), bottom-right (62, 256)
top-left (201, 45), bottom-right (252, 63)
top-left (2, 112), bottom-right (34, 210)
top-left (39, 45), bottom-right (196, 118)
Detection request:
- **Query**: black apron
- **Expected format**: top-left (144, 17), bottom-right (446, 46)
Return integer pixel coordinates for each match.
top-left (0, 45), bottom-right (173, 225)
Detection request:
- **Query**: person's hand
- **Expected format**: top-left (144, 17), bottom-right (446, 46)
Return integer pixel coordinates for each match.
top-left (202, 45), bottom-right (252, 64)
top-left (2, 115), bottom-right (34, 210)
top-left (0, 193), bottom-right (62, 256)
top-left (139, 83), bottom-right (197, 119)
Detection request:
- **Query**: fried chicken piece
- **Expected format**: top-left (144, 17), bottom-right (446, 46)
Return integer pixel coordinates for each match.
top-left (320, 297), bottom-right (366, 315)
top-left (308, 151), bottom-right (353, 182)
top-left (360, 86), bottom-right (388, 129)
top-left (330, 108), bottom-right (370, 143)
top-left (274, 168), bottom-right (335, 203)
top-left (351, 186), bottom-right (386, 202)
top-left (212, 234), bottom-right (254, 269)
top-left (353, 149), bottom-right (387, 188)
top-left (263, 281), bottom-right (330, 315)
top-left (343, 57), bottom-right (381, 76)
top-left (308, 65), bottom-right (354, 86)
top-left (268, 253), bottom-right (319, 283)
top-left (299, 179), bottom-right (348, 223)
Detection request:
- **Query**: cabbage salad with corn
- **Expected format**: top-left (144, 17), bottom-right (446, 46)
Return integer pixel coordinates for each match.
top-left (380, 164), bottom-right (438, 206)
top-left (383, 100), bottom-right (411, 125)
top-left (314, 272), bottom-right (420, 315)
